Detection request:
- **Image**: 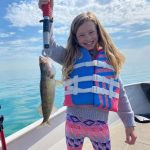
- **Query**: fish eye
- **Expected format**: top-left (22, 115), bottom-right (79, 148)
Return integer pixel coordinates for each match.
top-left (50, 75), bottom-right (54, 79)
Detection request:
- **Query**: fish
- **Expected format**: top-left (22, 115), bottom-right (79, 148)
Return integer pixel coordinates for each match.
top-left (39, 56), bottom-right (56, 124)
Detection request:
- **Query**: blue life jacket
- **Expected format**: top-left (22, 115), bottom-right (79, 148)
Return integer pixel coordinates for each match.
top-left (64, 47), bottom-right (120, 112)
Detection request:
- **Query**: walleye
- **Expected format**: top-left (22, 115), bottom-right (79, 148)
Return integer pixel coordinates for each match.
top-left (39, 56), bottom-right (56, 124)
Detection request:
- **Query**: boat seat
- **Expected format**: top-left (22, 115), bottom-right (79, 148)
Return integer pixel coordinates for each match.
top-left (134, 113), bottom-right (150, 123)
top-left (141, 83), bottom-right (150, 102)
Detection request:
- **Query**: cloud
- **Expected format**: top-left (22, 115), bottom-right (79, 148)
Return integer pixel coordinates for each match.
top-left (0, 32), bottom-right (15, 38)
top-left (5, 0), bottom-right (42, 27)
top-left (5, 0), bottom-right (150, 29)
top-left (105, 27), bottom-right (123, 34)
top-left (106, 0), bottom-right (150, 26)
top-left (54, 26), bottom-right (69, 35)
top-left (0, 36), bottom-right (42, 58)
top-left (129, 29), bottom-right (150, 39)
top-left (54, 0), bottom-right (150, 26)
top-left (7, 37), bottom-right (41, 46)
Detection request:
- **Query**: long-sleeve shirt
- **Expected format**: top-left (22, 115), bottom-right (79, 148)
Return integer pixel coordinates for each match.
top-left (42, 23), bottom-right (136, 127)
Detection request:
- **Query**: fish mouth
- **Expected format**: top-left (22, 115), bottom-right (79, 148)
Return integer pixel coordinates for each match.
top-left (39, 56), bottom-right (49, 64)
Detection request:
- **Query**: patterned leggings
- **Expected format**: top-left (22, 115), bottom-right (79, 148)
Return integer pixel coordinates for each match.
top-left (65, 114), bottom-right (111, 150)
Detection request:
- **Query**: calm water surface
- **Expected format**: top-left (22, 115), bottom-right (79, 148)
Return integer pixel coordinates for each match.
top-left (0, 50), bottom-right (150, 137)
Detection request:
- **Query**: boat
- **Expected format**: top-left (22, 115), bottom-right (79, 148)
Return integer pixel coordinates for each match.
top-left (0, 82), bottom-right (150, 150)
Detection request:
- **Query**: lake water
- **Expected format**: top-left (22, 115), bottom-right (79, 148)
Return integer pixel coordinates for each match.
top-left (0, 49), bottom-right (150, 137)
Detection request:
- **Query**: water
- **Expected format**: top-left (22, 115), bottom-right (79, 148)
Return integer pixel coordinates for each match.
top-left (0, 57), bottom-right (64, 137)
top-left (0, 50), bottom-right (150, 137)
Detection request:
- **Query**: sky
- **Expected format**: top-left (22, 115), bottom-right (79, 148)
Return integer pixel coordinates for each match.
top-left (0, 0), bottom-right (150, 72)
top-left (1, 0), bottom-right (150, 136)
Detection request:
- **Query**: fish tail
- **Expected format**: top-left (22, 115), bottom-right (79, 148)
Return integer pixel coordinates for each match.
top-left (41, 120), bottom-right (51, 126)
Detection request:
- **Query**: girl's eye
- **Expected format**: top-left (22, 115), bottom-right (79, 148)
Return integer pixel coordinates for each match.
top-left (79, 34), bottom-right (84, 37)
top-left (89, 31), bottom-right (94, 34)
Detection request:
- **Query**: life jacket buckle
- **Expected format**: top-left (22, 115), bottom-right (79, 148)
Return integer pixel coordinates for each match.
top-left (84, 62), bottom-right (90, 67)
top-left (73, 87), bottom-right (78, 95)
top-left (93, 60), bottom-right (98, 66)
top-left (93, 74), bottom-right (98, 81)
top-left (92, 86), bottom-right (98, 93)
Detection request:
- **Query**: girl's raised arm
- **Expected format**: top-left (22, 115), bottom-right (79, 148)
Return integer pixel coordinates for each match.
top-left (39, 0), bottom-right (66, 65)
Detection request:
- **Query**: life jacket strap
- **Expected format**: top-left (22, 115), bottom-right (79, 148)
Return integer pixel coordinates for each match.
top-left (64, 75), bottom-right (119, 87)
top-left (65, 85), bottom-right (119, 98)
top-left (74, 60), bottom-right (114, 70)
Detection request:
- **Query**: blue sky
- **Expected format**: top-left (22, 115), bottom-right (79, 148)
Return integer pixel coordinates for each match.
top-left (0, 0), bottom-right (150, 71)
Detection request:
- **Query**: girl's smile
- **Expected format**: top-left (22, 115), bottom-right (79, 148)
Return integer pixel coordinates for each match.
top-left (76, 21), bottom-right (98, 50)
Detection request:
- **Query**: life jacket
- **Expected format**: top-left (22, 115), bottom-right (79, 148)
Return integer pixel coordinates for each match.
top-left (64, 47), bottom-right (120, 112)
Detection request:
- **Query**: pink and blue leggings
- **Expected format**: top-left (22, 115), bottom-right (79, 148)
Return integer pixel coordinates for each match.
top-left (65, 113), bottom-right (111, 150)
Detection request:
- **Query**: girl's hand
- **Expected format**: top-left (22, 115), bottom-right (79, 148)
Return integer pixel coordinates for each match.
top-left (38, 0), bottom-right (53, 17)
top-left (125, 127), bottom-right (137, 145)
top-left (38, 0), bottom-right (50, 9)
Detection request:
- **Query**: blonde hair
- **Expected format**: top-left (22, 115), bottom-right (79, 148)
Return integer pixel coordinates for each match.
top-left (62, 12), bottom-right (125, 79)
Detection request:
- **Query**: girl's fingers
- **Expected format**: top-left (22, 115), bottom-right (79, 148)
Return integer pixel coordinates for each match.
top-left (50, 0), bottom-right (54, 8)
top-left (38, 0), bottom-right (50, 9)
top-left (125, 132), bottom-right (137, 145)
top-left (125, 134), bottom-right (131, 144)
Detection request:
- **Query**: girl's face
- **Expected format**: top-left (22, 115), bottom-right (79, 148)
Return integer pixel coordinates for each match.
top-left (76, 21), bottom-right (98, 50)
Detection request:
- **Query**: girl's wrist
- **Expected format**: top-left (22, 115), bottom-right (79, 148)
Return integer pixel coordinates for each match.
top-left (125, 126), bottom-right (135, 130)
top-left (49, 17), bottom-right (53, 23)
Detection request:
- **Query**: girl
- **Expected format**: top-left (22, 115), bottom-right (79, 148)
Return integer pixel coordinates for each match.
top-left (39, 0), bottom-right (137, 149)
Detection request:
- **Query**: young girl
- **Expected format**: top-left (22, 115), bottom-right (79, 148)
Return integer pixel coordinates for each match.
top-left (39, 0), bottom-right (137, 149)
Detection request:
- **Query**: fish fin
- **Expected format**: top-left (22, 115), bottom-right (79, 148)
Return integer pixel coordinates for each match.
top-left (40, 121), bottom-right (51, 126)
top-left (55, 80), bottom-right (63, 87)
top-left (38, 105), bottom-right (43, 116)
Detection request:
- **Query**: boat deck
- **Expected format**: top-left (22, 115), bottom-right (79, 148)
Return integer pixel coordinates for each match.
top-left (109, 121), bottom-right (150, 150)
top-left (2, 83), bottom-right (150, 150)
top-left (49, 121), bottom-right (150, 150)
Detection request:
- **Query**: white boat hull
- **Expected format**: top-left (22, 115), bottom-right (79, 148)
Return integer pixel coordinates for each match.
top-left (1, 82), bottom-right (150, 150)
